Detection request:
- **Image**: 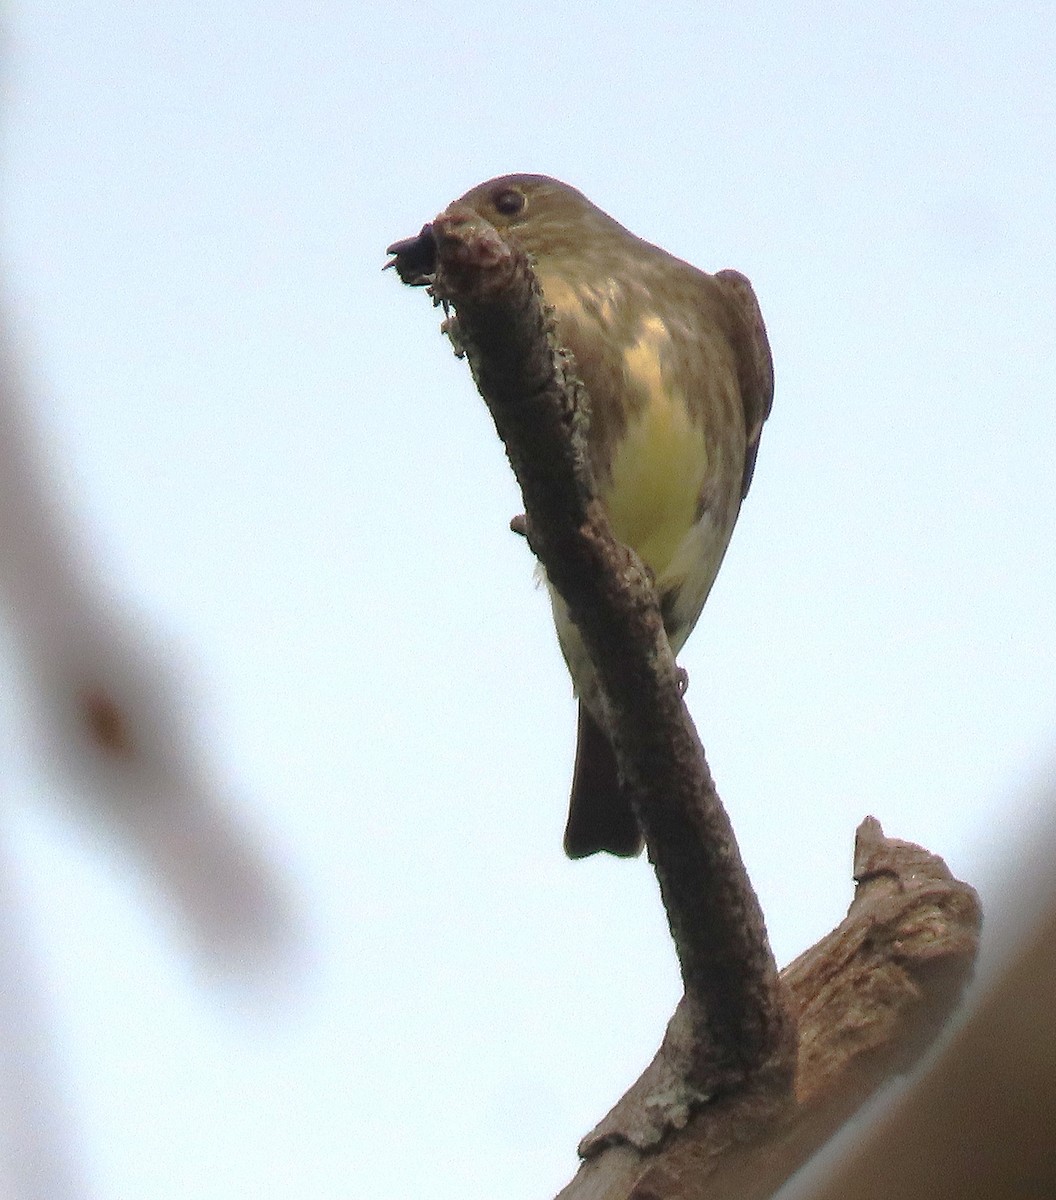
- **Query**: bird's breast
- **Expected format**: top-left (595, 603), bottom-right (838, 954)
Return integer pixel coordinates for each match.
top-left (538, 269), bottom-right (719, 585)
top-left (603, 384), bottom-right (711, 584)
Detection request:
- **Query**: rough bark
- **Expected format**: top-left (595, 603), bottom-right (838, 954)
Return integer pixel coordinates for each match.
top-left (557, 819), bottom-right (979, 1199)
top-left (386, 207), bottom-right (981, 1199)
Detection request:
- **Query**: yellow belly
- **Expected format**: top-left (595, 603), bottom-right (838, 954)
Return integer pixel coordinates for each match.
top-left (602, 308), bottom-right (710, 584)
top-left (540, 272), bottom-right (733, 692)
top-left (603, 394), bottom-right (709, 584)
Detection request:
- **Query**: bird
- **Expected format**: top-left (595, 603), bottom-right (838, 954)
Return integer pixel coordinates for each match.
top-left (387, 174), bottom-right (773, 859)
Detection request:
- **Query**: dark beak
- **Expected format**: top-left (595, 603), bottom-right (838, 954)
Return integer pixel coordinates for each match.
top-left (383, 223), bottom-right (438, 286)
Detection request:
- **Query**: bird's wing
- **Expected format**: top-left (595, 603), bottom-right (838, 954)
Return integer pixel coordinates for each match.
top-left (714, 269), bottom-right (774, 499)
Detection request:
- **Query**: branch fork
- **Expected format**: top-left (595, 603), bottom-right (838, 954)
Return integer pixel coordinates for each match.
top-left (386, 201), bottom-right (980, 1198)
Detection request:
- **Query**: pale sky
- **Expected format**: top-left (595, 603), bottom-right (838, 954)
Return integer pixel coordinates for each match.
top-left (2, 3), bottom-right (1055, 1198)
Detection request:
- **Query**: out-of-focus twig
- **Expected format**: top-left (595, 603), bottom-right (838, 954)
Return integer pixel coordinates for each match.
top-left (0, 317), bottom-right (301, 975)
top-left (0, 831), bottom-right (92, 1200)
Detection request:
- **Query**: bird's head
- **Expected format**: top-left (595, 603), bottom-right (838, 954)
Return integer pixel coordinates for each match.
top-left (454, 174), bottom-right (606, 260)
top-left (385, 174), bottom-right (620, 285)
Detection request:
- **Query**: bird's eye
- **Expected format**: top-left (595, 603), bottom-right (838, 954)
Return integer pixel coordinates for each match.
top-left (493, 188), bottom-right (525, 216)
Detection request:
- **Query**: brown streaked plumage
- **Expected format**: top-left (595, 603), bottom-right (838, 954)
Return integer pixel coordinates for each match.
top-left (452, 174), bottom-right (774, 858)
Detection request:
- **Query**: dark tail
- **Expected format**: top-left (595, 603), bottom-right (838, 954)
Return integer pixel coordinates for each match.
top-left (563, 704), bottom-right (643, 859)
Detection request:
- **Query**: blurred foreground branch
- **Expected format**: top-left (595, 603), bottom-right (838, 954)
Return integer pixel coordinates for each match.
top-left (0, 305), bottom-right (306, 1200)
top-left (0, 318), bottom-right (300, 975)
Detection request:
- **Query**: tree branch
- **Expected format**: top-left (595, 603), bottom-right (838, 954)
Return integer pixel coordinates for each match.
top-left (560, 819), bottom-right (980, 1199)
top-left (386, 204), bottom-right (980, 1197)
top-left (390, 203), bottom-right (794, 1129)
